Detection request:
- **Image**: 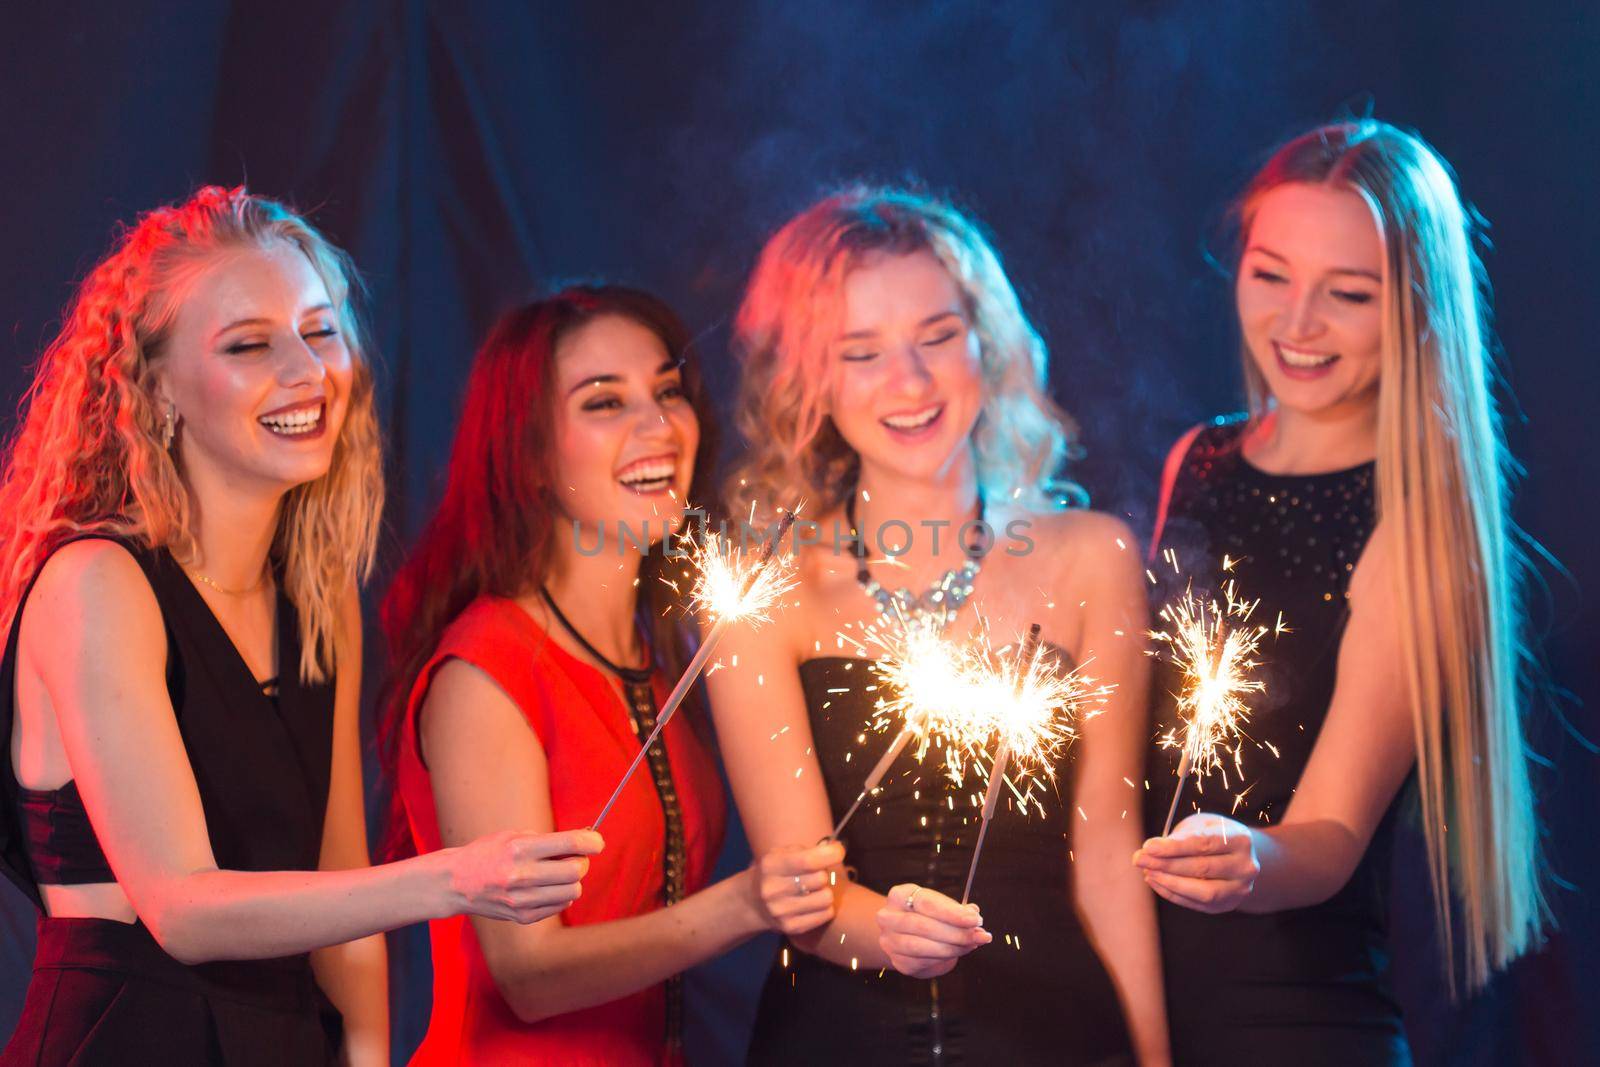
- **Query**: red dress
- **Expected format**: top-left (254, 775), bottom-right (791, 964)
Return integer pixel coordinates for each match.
top-left (398, 596), bottom-right (726, 1066)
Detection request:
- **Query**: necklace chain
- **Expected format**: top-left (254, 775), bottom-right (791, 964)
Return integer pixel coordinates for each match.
top-left (186, 565), bottom-right (270, 597)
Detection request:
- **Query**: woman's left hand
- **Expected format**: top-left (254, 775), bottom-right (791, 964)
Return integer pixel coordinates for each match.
top-left (1132, 813), bottom-right (1260, 914)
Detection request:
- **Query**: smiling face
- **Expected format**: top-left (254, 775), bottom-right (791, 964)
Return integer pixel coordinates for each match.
top-left (827, 250), bottom-right (984, 489)
top-left (552, 313), bottom-right (700, 540)
top-left (154, 240), bottom-right (353, 497)
top-left (1236, 182), bottom-right (1386, 419)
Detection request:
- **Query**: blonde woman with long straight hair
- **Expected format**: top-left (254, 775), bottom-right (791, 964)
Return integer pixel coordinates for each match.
top-left (712, 186), bottom-right (1169, 1065)
top-left (1135, 121), bottom-right (1547, 1065)
top-left (0, 188), bottom-right (598, 1067)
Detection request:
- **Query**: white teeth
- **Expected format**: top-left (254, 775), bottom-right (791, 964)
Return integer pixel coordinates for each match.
top-left (259, 405), bottom-right (323, 434)
top-left (1278, 345), bottom-right (1338, 369)
top-left (618, 460), bottom-right (677, 487)
top-left (882, 405), bottom-right (942, 430)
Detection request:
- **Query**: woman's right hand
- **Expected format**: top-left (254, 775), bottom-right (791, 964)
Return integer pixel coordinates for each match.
top-left (444, 828), bottom-right (604, 924)
top-left (748, 841), bottom-right (845, 936)
top-left (876, 883), bottom-right (991, 979)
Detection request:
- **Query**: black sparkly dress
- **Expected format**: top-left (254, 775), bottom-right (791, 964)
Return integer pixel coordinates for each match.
top-left (1146, 415), bottom-right (1410, 1067)
top-left (746, 652), bottom-right (1134, 1066)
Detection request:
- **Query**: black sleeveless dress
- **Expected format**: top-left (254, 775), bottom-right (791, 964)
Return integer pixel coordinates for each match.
top-left (0, 536), bottom-right (341, 1065)
top-left (1146, 416), bottom-right (1410, 1066)
top-left (746, 652), bottom-right (1134, 1066)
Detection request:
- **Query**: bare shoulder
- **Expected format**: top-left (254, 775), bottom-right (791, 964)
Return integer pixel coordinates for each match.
top-left (1017, 509), bottom-right (1142, 587)
top-left (784, 523), bottom-right (859, 650)
top-left (22, 537), bottom-right (165, 681)
top-left (418, 656), bottom-right (532, 753)
top-left (27, 538), bottom-right (160, 631)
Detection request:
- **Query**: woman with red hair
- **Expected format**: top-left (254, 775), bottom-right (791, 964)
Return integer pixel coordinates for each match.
top-left (382, 285), bottom-right (837, 1065)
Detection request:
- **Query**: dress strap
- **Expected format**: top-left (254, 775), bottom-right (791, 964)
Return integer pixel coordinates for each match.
top-left (1150, 423), bottom-right (1207, 561)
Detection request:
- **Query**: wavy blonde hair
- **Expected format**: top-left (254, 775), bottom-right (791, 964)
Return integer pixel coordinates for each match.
top-left (0, 186), bottom-right (383, 683)
top-left (1235, 121), bottom-right (1547, 989)
top-left (726, 185), bottom-right (1081, 519)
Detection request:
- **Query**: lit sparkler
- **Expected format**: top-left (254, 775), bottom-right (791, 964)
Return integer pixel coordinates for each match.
top-left (960, 623), bottom-right (1100, 904)
top-left (591, 510), bottom-right (798, 828)
top-left (829, 620), bottom-right (982, 839)
top-left (1151, 578), bottom-right (1268, 837)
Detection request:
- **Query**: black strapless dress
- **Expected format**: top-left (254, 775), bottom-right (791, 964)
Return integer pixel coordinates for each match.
top-left (746, 652), bottom-right (1134, 1066)
top-left (1146, 416), bottom-right (1410, 1067)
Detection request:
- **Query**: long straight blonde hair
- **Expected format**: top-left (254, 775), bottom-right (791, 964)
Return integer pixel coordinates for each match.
top-left (1235, 121), bottom-right (1546, 989)
top-left (726, 185), bottom-right (1081, 519)
top-left (0, 187), bottom-right (384, 683)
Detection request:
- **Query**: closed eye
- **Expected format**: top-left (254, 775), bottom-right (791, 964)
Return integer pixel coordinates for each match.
top-left (1250, 268), bottom-right (1287, 284)
top-left (922, 330), bottom-right (958, 347)
top-left (303, 327), bottom-right (340, 340)
top-left (840, 350), bottom-right (879, 363)
top-left (1331, 290), bottom-right (1373, 305)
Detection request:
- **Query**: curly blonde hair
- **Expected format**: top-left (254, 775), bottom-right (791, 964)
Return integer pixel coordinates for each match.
top-left (0, 186), bottom-right (383, 683)
top-left (726, 185), bottom-right (1082, 520)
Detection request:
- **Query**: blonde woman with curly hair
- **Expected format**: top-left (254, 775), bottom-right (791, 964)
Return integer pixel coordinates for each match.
top-left (1135, 121), bottom-right (1548, 1065)
top-left (0, 188), bottom-right (598, 1066)
top-left (710, 187), bottom-right (1168, 1065)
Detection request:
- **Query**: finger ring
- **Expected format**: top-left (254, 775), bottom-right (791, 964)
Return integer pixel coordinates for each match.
top-left (793, 875), bottom-right (804, 895)
top-left (903, 886), bottom-right (921, 912)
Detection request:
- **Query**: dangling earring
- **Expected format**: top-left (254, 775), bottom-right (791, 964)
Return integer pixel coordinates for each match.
top-left (161, 405), bottom-right (177, 451)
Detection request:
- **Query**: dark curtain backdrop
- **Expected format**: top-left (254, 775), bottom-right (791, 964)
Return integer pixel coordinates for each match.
top-left (2, 3), bottom-right (1595, 1063)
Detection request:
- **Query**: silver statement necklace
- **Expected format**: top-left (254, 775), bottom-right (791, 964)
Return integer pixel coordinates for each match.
top-left (845, 492), bottom-right (985, 633)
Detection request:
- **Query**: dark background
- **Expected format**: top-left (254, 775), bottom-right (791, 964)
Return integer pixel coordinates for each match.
top-left (2, 3), bottom-right (1594, 1063)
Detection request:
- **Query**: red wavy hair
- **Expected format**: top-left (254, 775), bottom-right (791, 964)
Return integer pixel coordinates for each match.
top-left (377, 285), bottom-right (717, 858)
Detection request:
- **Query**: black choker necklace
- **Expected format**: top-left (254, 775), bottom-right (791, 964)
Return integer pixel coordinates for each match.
top-left (539, 587), bottom-right (653, 685)
top-left (844, 492), bottom-right (987, 632)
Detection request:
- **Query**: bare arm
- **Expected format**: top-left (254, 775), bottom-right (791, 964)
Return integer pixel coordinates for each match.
top-left (25, 540), bottom-right (598, 965)
top-left (1064, 516), bottom-right (1170, 1066)
top-left (309, 586), bottom-right (388, 1067)
top-left (706, 596), bottom-right (987, 977)
top-left (1135, 524), bottom-right (1415, 914)
top-left (419, 656), bottom-right (825, 1023)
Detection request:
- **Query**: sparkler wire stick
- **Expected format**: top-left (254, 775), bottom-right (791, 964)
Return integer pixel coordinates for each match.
top-left (592, 512), bottom-right (797, 829)
top-left (830, 727), bottom-right (913, 840)
top-left (961, 623), bottom-right (1043, 905)
top-left (1160, 748), bottom-right (1193, 838)
top-left (1161, 626), bottom-right (1213, 838)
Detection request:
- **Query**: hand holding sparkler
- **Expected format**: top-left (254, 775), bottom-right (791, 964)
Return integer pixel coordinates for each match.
top-left (875, 881), bottom-right (991, 980)
top-left (1134, 812), bottom-right (1261, 914)
top-left (747, 840), bottom-right (844, 936)
top-left (591, 511), bottom-right (798, 829)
